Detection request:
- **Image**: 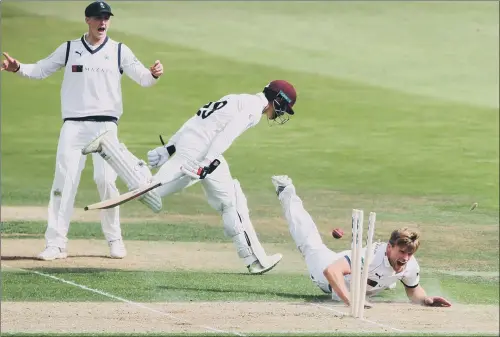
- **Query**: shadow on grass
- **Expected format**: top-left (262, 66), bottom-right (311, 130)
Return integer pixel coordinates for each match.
top-left (1, 255), bottom-right (42, 261)
top-left (19, 267), bottom-right (127, 274)
top-left (1, 254), bottom-right (111, 261)
top-left (67, 254), bottom-right (110, 259)
top-left (157, 284), bottom-right (328, 302)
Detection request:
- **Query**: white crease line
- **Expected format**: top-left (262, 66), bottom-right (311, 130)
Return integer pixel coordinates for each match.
top-left (2, 264), bottom-right (244, 337)
top-left (310, 303), bottom-right (407, 333)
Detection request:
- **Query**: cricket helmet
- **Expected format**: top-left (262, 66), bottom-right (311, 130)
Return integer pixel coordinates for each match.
top-left (263, 80), bottom-right (297, 124)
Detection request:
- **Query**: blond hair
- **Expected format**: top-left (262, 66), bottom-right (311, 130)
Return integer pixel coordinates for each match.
top-left (388, 227), bottom-right (420, 254)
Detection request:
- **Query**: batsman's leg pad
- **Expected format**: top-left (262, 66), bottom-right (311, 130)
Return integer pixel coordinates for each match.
top-left (233, 179), bottom-right (272, 267)
top-left (95, 133), bottom-right (162, 212)
top-left (222, 207), bottom-right (254, 262)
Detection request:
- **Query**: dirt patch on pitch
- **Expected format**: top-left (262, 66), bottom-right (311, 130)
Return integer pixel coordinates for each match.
top-left (1, 301), bottom-right (498, 334)
top-left (0, 238), bottom-right (306, 274)
top-left (0, 205), bottom-right (222, 225)
top-left (0, 205), bottom-right (292, 238)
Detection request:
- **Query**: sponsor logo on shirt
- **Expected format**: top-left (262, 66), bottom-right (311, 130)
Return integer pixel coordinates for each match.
top-left (84, 67), bottom-right (114, 73)
top-left (71, 65), bottom-right (114, 74)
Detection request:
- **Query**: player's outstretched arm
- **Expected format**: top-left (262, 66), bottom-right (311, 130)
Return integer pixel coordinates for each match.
top-left (120, 44), bottom-right (162, 87)
top-left (404, 284), bottom-right (452, 307)
top-left (324, 258), bottom-right (352, 306)
top-left (1, 52), bottom-right (20, 72)
top-left (2, 43), bottom-right (66, 79)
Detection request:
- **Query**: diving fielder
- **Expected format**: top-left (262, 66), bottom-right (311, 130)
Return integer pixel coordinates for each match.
top-left (81, 80), bottom-right (297, 274)
top-left (1, 1), bottom-right (164, 260)
top-left (270, 175), bottom-right (452, 307)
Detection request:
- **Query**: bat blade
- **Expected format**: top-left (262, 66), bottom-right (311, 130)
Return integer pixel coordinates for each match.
top-left (84, 181), bottom-right (161, 211)
top-left (84, 170), bottom-right (200, 212)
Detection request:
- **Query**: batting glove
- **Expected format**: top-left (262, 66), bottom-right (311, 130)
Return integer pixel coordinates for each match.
top-left (181, 158), bottom-right (221, 179)
top-left (147, 145), bottom-right (175, 168)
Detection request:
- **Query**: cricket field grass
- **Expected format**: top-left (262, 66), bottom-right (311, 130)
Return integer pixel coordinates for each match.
top-left (1, 1), bottom-right (499, 336)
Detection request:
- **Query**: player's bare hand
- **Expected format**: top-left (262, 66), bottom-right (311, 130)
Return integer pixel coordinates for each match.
top-left (424, 296), bottom-right (452, 307)
top-left (1, 52), bottom-right (20, 72)
top-left (150, 60), bottom-right (163, 78)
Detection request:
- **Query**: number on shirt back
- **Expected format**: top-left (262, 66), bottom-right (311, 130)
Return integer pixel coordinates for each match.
top-left (196, 100), bottom-right (228, 119)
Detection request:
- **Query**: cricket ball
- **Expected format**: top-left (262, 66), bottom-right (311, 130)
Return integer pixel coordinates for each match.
top-left (332, 228), bottom-right (344, 239)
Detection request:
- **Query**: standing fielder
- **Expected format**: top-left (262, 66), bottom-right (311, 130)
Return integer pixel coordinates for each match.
top-left (270, 175), bottom-right (452, 307)
top-left (81, 80), bottom-right (297, 274)
top-left (1, 1), bottom-right (164, 260)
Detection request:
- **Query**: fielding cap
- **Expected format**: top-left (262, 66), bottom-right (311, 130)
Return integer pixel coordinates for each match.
top-left (85, 1), bottom-right (114, 17)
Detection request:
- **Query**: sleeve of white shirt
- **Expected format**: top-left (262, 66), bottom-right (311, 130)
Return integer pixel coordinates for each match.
top-left (120, 44), bottom-right (158, 87)
top-left (205, 112), bottom-right (254, 161)
top-left (166, 122), bottom-right (189, 146)
top-left (17, 42), bottom-right (67, 79)
top-left (400, 259), bottom-right (420, 288)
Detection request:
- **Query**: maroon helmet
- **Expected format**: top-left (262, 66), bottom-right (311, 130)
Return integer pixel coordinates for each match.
top-left (263, 80), bottom-right (297, 124)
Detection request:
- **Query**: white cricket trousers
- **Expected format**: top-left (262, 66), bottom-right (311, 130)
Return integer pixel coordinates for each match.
top-left (45, 120), bottom-right (121, 249)
top-left (152, 152), bottom-right (261, 266)
top-left (153, 154), bottom-right (240, 214)
top-left (278, 184), bottom-right (341, 293)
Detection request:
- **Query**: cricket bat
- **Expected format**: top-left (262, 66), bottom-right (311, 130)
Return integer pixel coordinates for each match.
top-left (84, 181), bottom-right (162, 211)
top-left (84, 174), bottom-right (198, 211)
top-left (84, 154), bottom-right (220, 211)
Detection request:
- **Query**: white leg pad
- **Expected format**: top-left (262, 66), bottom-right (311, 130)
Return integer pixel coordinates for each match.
top-left (222, 210), bottom-right (254, 262)
top-left (98, 134), bottom-right (162, 212)
top-left (233, 179), bottom-right (271, 267)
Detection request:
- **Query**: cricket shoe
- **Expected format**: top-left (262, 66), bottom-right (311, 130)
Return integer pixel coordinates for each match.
top-left (81, 130), bottom-right (111, 155)
top-left (247, 253), bottom-right (282, 275)
top-left (37, 246), bottom-right (68, 261)
top-left (109, 239), bottom-right (127, 259)
top-left (271, 175), bottom-right (293, 196)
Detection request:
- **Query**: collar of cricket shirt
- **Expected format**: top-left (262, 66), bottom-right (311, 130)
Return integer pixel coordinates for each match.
top-left (383, 242), bottom-right (392, 269)
top-left (256, 92), bottom-right (269, 109)
top-left (81, 34), bottom-right (109, 55)
top-left (383, 252), bottom-right (392, 268)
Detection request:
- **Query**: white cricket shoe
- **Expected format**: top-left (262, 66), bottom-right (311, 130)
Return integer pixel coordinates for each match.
top-left (81, 131), bottom-right (110, 155)
top-left (247, 253), bottom-right (282, 275)
top-left (271, 175), bottom-right (293, 196)
top-left (37, 246), bottom-right (68, 261)
top-left (109, 239), bottom-right (127, 259)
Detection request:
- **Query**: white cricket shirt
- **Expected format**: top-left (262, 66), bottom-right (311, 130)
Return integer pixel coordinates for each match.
top-left (326, 242), bottom-right (421, 300)
top-left (16, 34), bottom-right (158, 120)
top-left (168, 92), bottom-right (267, 161)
